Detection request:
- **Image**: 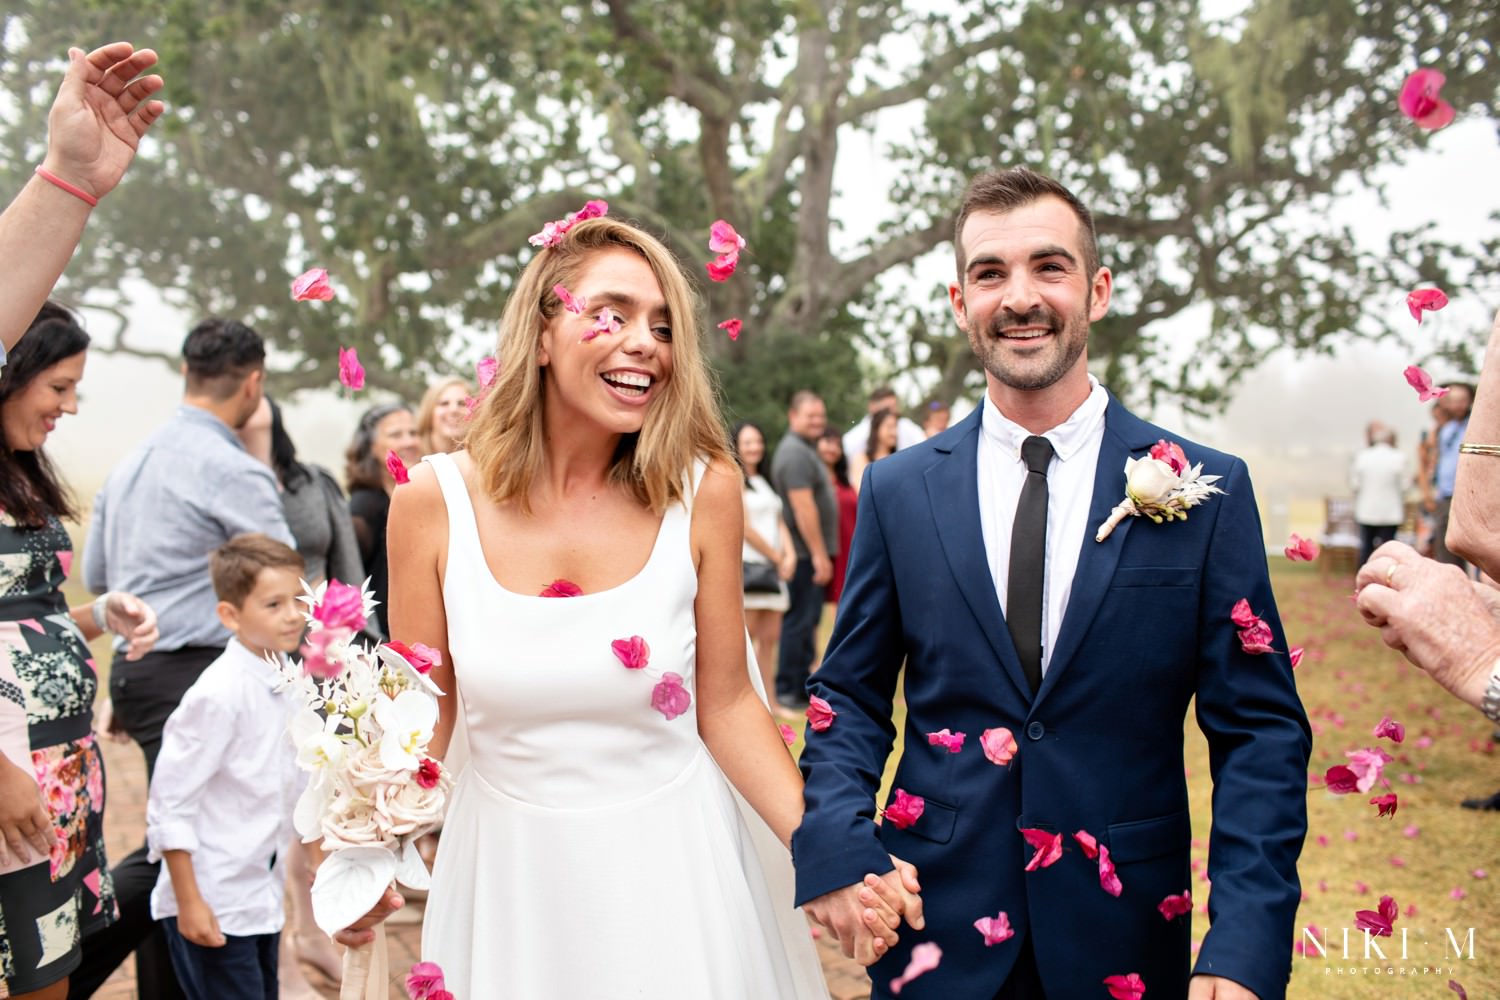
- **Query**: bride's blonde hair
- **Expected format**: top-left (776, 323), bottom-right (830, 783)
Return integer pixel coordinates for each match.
top-left (466, 217), bottom-right (729, 514)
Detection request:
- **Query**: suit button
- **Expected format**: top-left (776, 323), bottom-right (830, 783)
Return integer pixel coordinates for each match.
top-left (1026, 721), bottom-right (1045, 741)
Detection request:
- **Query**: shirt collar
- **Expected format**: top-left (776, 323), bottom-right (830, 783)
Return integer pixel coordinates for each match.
top-left (226, 638), bottom-right (289, 690)
top-left (980, 374), bottom-right (1109, 463)
top-left (176, 404), bottom-right (247, 451)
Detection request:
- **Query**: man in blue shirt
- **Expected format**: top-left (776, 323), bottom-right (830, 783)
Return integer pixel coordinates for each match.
top-left (1432, 383), bottom-right (1474, 569)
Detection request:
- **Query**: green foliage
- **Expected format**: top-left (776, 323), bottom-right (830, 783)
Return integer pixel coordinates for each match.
top-left (2, 0), bottom-right (1495, 411)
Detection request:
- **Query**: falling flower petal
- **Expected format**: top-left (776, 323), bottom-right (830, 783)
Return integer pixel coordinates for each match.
top-left (387, 449), bottom-right (410, 485)
top-left (1398, 69), bottom-right (1457, 130)
top-left (575, 199), bottom-right (608, 221)
top-left (1072, 830), bottom-right (1100, 860)
top-left (889, 942), bottom-right (942, 995)
top-left (974, 911), bottom-right (1015, 946)
top-left (554, 283), bottom-right (588, 315)
top-left (1284, 534), bottom-right (1320, 561)
top-left (1346, 747), bottom-right (1394, 793)
top-left (1103, 973), bottom-right (1147, 1000)
top-left (806, 695), bottom-right (837, 732)
top-left (1289, 647), bottom-right (1305, 669)
top-left (1158, 891), bottom-right (1193, 920)
top-left (717, 317), bottom-right (743, 341)
top-left (528, 220), bottom-right (566, 248)
top-left (1404, 365), bottom-right (1450, 402)
top-left (708, 219), bottom-right (747, 256)
top-left (611, 635), bottom-right (651, 670)
top-left (292, 267), bottom-right (336, 302)
top-left (1473, 869), bottom-right (1488, 879)
top-left (1324, 765), bottom-right (1360, 794)
top-left (1450, 981), bottom-right (1468, 1000)
top-left (1451, 886), bottom-right (1467, 900)
top-left (927, 729), bottom-right (966, 753)
top-left (980, 727), bottom-right (1018, 765)
top-left (651, 672), bottom-right (692, 721)
top-left (476, 356), bottom-right (499, 389)
top-left (539, 579), bottom-right (583, 598)
top-left (1370, 793), bottom-right (1399, 818)
top-left (1020, 828), bottom-right (1064, 871)
top-left (1097, 844), bottom-right (1122, 897)
top-left (1354, 895), bottom-right (1398, 937)
top-left (883, 789), bottom-right (925, 830)
top-left (1374, 716), bottom-right (1405, 744)
top-left (1407, 287), bottom-right (1450, 324)
top-left (1238, 620), bottom-right (1276, 655)
top-left (338, 347), bottom-right (365, 391)
top-left (1230, 598), bottom-right (1261, 629)
top-left (779, 723), bottom-right (797, 746)
top-left (706, 253), bottom-right (739, 282)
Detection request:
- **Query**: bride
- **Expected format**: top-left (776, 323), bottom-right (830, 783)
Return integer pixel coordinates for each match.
top-left (338, 212), bottom-right (917, 995)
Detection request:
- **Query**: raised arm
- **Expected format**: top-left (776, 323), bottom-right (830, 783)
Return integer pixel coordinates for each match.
top-left (1, 43), bottom-right (164, 354)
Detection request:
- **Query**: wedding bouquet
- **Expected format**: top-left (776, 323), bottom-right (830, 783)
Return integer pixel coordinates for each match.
top-left (273, 579), bottom-right (453, 1000)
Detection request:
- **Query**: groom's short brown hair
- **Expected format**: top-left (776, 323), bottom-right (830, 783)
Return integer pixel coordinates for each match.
top-left (954, 168), bottom-right (1100, 281)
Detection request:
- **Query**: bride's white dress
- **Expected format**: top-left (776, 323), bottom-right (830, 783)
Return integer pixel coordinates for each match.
top-left (421, 453), bottom-right (829, 998)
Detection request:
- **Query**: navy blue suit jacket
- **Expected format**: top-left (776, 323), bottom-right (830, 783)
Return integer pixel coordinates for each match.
top-left (792, 398), bottom-right (1311, 999)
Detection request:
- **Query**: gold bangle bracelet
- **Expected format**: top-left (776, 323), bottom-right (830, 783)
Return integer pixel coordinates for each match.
top-left (1459, 442), bottom-right (1500, 457)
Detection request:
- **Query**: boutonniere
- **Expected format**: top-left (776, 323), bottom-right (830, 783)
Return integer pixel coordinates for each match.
top-left (1094, 439), bottom-right (1224, 542)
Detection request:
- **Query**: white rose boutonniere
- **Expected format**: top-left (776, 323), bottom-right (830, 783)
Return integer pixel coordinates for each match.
top-left (1095, 439), bottom-right (1225, 542)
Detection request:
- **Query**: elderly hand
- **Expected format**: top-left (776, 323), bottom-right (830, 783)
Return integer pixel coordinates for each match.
top-left (1355, 542), bottom-right (1500, 709)
top-left (40, 42), bottom-right (165, 201)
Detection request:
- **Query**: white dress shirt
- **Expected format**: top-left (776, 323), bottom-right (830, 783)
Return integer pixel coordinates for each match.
top-left (977, 377), bottom-right (1109, 677)
top-left (1349, 442), bottom-right (1409, 526)
top-left (147, 640), bottom-right (302, 936)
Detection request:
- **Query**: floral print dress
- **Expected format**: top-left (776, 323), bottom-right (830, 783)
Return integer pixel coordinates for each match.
top-left (0, 512), bottom-right (115, 994)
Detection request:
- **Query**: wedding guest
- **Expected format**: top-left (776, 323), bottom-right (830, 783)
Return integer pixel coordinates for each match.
top-left (732, 421), bottom-right (794, 699)
top-left (2, 42), bottom-right (163, 360)
top-left (344, 402), bottom-right (420, 640)
top-left (848, 408), bottom-right (899, 491)
top-left (146, 534), bottom-right (307, 1000)
top-left (1350, 421), bottom-right (1408, 567)
top-left (1447, 308), bottom-right (1500, 575)
top-left (922, 400), bottom-right (951, 438)
top-left (795, 167), bottom-right (1309, 997)
top-left (78, 317), bottom-right (291, 1000)
top-left (1430, 383), bottom-right (1474, 569)
top-left (0, 303), bottom-right (158, 1000)
top-left (841, 386), bottom-right (924, 459)
top-left (817, 430), bottom-right (857, 606)
top-left (416, 376), bottom-right (471, 455)
top-left (339, 214), bottom-right (916, 994)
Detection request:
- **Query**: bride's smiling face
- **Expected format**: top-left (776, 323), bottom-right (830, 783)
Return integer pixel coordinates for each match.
top-left (538, 248), bottom-right (674, 437)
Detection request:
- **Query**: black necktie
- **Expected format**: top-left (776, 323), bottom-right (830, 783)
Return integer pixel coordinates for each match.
top-left (1008, 435), bottom-right (1054, 695)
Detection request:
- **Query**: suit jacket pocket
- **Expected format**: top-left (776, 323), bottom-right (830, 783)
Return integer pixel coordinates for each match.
top-left (1111, 566), bottom-right (1199, 589)
top-left (1106, 810), bottom-right (1191, 863)
top-left (881, 793), bottom-right (957, 846)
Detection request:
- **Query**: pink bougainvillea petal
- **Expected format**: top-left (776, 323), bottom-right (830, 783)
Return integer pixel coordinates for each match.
top-left (889, 942), bottom-right (942, 995)
top-left (292, 267), bottom-right (335, 302)
top-left (1158, 890), bottom-right (1193, 920)
top-left (338, 346), bottom-right (365, 391)
top-left (708, 219), bottom-right (746, 256)
top-left (405, 960), bottom-right (447, 1000)
top-left (539, 579), bottom-right (583, 598)
top-left (1284, 534), bottom-right (1320, 561)
top-left (717, 317), bottom-right (743, 341)
top-left (476, 356), bottom-right (499, 389)
top-left (1098, 844), bottom-right (1123, 897)
top-left (980, 727), bottom-right (1018, 765)
top-left (385, 640), bottom-right (440, 674)
top-left (1449, 981), bottom-right (1468, 1000)
top-left (1072, 830), bottom-right (1099, 860)
top-left (1148, 439), bottom-right (1188, 475)
top-left (1020, 828), bottom-right (1064, 871)
top-left (582, 308), bottom-right (622, 343)
top-left (883, 789), bottom-right (925, 830)
top-left (1404, 365), bottom-right (1450, 402)
top-left (386, 449), bottom-right (410, 485)
top-left (1354, 894), bottom-right (1398, 937)
top-left (1103, 973), bottom-right (1147, 1000)
top-left (575, 199), bottom-right (609, 221)
top-left (1398, 69), bottom-right (1456, 130)
top-left (1373, 715), bottom-right (1405, 744)
top-left (706, 253), bottom-right (739, 282)
top-left (779, 723), bottom-right (798, 747)
top-left (1407, 287), bottom-right (1450, 324)
top-left (806, 695), bottom-right (837, 732)
top-left (1324, 764), bottom-right (1360, 794)
top-left (651, 672), bottom-right (692, 721)
top-left (926, 729), bottom-right (966, 753)
top-left (1346, 747), bottom-right (1394, 793)
top-left (1238, 619), bottom-right (1276, 655)
top-left (1370, 793), bottom-right (1399, 818)
top-left (1230, 598), bottom-right (1260, 628)
top-left (974, 911), bottom-right (1015, 946)
top-left (610, 635), bottom-right (651, 670)
top-left (553, 283), bottom-right (588, 315)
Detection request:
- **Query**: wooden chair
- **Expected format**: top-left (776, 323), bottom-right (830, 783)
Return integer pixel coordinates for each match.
top-left (1319, 497), bottom-right (1361, 577)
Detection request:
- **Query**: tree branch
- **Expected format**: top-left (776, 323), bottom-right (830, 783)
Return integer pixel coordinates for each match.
top-left (840, 28), bottom-right (1009, 123)
top-left (825, 215), bottom-right (951, 308)
top-left (602, 0), bottom-right (733, 118)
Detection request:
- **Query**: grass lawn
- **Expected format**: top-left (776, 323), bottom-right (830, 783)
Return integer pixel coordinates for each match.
top-left (783, 560), bottom-right (1498, 998)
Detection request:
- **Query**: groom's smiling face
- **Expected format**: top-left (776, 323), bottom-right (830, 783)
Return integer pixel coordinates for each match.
top-left (949, 195), bottom-right (1111, 396)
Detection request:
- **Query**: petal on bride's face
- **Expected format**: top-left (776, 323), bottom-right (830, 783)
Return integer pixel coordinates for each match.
top-left (553, 283), bottom-right (589, 315)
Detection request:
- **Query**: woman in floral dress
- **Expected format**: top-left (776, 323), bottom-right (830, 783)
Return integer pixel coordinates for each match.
top-left (0, 304), bottom-right (157, 998)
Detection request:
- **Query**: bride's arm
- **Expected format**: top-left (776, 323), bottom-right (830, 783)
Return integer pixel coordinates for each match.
top-left (387, 461), bottom-right (457, 759)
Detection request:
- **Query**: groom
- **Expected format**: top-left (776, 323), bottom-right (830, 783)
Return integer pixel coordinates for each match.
top-left (794, 168), bottom-right (1310, 999)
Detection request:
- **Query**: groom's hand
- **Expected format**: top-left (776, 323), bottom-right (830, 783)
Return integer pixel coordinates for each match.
top-left (803, 854), bottom-right (924, 966)
top-left (1188, 975), bottom-right (1259, 999)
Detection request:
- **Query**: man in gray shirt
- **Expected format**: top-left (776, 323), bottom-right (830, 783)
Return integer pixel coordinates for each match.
top-left (770, 389), bottom-right (838, 711)
top-left (73, 318), bottom-right (292, 1000)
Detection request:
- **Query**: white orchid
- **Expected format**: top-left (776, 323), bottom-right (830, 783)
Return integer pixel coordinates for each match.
top-left (373, 690), bottom-right (438, 772)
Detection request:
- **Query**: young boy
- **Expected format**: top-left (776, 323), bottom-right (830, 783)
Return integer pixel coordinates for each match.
top-left (145, 533), bottom-right (307, 1000)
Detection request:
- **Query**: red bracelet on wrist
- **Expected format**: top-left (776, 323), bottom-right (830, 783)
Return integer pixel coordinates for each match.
top-left (34, 166), bottom-right (99, 207)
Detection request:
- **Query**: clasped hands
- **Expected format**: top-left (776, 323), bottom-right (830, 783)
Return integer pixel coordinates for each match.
top-left (802, 854), bottom-right (924, 966)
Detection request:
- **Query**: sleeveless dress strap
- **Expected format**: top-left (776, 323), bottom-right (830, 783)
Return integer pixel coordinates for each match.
top-left (423, 453), bottom-right (484, 562)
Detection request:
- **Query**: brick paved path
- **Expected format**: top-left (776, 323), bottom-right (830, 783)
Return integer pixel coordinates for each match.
top-left (89, 735), bottom-right (873, 999)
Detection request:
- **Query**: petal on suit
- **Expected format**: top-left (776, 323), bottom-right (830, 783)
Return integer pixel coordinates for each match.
top-left (888, 942), bottom-right (941, 995)
top-left (1020, 828), bottom-right (1063, 871)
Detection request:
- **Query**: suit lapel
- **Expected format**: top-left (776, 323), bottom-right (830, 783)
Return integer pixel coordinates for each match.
top-left (925, 408), bottom-right (1033, 702)
top-left (1038, 396), bottom-right (1159, 699)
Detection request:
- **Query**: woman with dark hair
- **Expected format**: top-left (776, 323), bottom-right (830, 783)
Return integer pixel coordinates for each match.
top-left (731, 420), bottom-right (794, 698)
top-left (0, 303), bottom-right (157, 999)
top-left (344, 403), bottom-right (420, 639)
top-left (848, 407), bottom-right (898, 491)
top-left (817, 429), bottom-right (858, 606)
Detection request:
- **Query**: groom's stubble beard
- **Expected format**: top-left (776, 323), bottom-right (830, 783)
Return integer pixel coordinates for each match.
top-left (967, 292), bottom-right (1092, 392)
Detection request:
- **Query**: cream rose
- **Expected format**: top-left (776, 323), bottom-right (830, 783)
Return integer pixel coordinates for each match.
top-left (1123, 456), bottom-right (1180, 506)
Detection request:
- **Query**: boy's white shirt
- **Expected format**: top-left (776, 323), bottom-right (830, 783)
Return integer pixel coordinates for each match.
top-left (146, 638), bottom-right (303, 935)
